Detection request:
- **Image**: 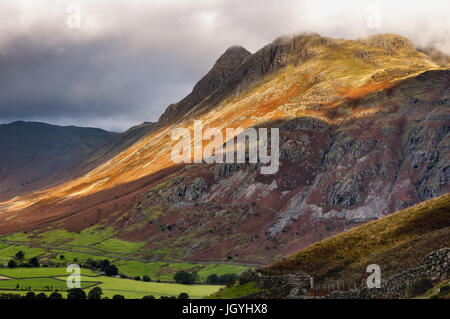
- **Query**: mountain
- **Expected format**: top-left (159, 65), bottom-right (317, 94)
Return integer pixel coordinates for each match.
top-left (419, 47), bottom-right (450, 68)
top-left (0, 33), bottom-right (448, 266)
top-left (0, 121), bottom-right (156, 201)
top-left (0, 121), bottom-right (116, 201)
top-left (159, 45), bottom-right (251, 125)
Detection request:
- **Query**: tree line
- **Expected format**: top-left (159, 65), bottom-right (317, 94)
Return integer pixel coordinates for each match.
top-left (0, 287), bottom-right (190, 299)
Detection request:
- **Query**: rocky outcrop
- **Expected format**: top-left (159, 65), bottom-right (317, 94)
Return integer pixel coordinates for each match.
top-left (166, 177), bottom-right (208, 202)
top-left (158, 46), bottom-right (251, 125)
top-left (358, 34), bottom-right (417, 56)
top-left (275, 70), bottom-right (450, 225)
top-left (212, 163), bottom-right (245, 181)
top-left (419, 47), bottom-right (450, 68)
top-left (158, 34), bottom-right (325, 125)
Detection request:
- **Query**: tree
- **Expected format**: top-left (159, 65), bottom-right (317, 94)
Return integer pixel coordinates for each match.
top-left (8, 259), bottom-right (18, 268)
top-left (29, 257), bottom-right (40, 267)
top-left (15, 251), bottom-right (25, 261)
top-left (24, 292), bottom-right (35, 299)
top-left (36, 293), bottom-right (47, 299)
top-left (206, 274), bottom-right (219, 285)
top-left (143, 275), bottom-right (151, 282)
top-left (105, 265), bottom-right (119, 277)
top-left (99, 259), bottom-right (110, 271)
top-left (67, 288), bottom-right (87, 299)
top-left (112, 294), bottom-right (125, 300)
top-left (142, 295), bottom-right (155, 299)
top-left (87, 287), bottom-right (103, 299)
top-left (59, 255), bottom-right (65, 260)
top-left (49, 292), bottom-right (63, 299)
top-left (20, 262), bottom-right (33, 268)
top-left (174, 271), bottom-right (197, 284)
top-left (135, 276), bottom-right (141, 281)
top-left (218, 273), bottom-right (239, 285)
top-left (178, 292), bottom-right (189, 299)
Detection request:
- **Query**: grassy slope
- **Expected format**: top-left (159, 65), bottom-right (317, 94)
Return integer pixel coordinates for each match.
top-left (114, 260), bottom-right (248, 282)
top-left (262, 193), bottom-right (450, 284)
top-left (413, 279), bottom-right (450, 299)
top-left (0, 246), bottom-right (46, 262)
top-left (207, 282), bottom-right (260, 299)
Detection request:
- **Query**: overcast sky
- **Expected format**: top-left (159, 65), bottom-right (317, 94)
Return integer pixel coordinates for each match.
top-left (0, 0), bottom-right (448, 132)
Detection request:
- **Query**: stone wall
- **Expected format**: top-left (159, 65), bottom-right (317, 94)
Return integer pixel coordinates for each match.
top-left (240, 269), bottom-right (313, 297)
top-left (326, 247), bottom-right (449, 299)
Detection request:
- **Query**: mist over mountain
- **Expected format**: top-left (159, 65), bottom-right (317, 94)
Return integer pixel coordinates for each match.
top-left (0, 0), bottom-right (449, 131)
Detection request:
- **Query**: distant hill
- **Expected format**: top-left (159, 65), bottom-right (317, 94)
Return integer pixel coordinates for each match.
top-left (0, 121), bottom-right (156, 201)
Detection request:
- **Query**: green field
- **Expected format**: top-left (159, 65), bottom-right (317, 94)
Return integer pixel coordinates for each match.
top-left (46, 250), bottom-right (107, 264)
top-left (207, 282), bottom-right (261, 299)
top-left (0, 245), bottom-right (46, 262)
top-left (0, 267), bottom-right (99, 278)
top-left (62, 275), bottom-right (222, 299)
top-left (0, 241), bottom-right (249, 284)
top-left (115, 260), bottom-right (249, 282)
top-left (93, 238), bottom-right (145, 254)
top-left (0, 227), bottom-right (251, 299)
top-left (0, 277), bottom-right (97, 291)
top-left (0, 267), bottom-right (222, 299)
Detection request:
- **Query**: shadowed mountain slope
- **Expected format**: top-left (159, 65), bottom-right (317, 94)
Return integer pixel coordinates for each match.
top-left (0, 121), bottom-right (116, 200)
top-left (0, 121), bottom-right (156, 201)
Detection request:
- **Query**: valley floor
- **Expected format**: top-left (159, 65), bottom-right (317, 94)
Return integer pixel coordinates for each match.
top-left (0, 267), bottom-right (222, 299)
top-left (0, 236), bottom-right (248, 299)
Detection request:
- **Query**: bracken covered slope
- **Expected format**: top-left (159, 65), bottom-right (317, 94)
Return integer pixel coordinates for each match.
top-left (263, 193), bottom-right (450, 282)
top-left (212, 193), bottom-right (450, 298)
top-left (0, 33), bottom-right (448, 264)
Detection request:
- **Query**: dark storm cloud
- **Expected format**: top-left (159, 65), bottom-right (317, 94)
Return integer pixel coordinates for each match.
top-left (0, 0), bottom-right (448, 131)
top-left (0, 35), bottom-right (202, 131)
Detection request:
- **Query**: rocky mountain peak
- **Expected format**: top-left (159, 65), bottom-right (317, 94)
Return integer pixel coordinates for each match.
top-left (158, 45), bottom-right (250, 125)
top-left (216, 45), bottom-right (251, 65)
top-left (358, 33), bottom-right (417, 54)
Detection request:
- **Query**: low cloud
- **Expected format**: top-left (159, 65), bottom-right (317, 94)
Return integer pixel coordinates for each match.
top-left (0, 0), bottom-right (448, 131)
